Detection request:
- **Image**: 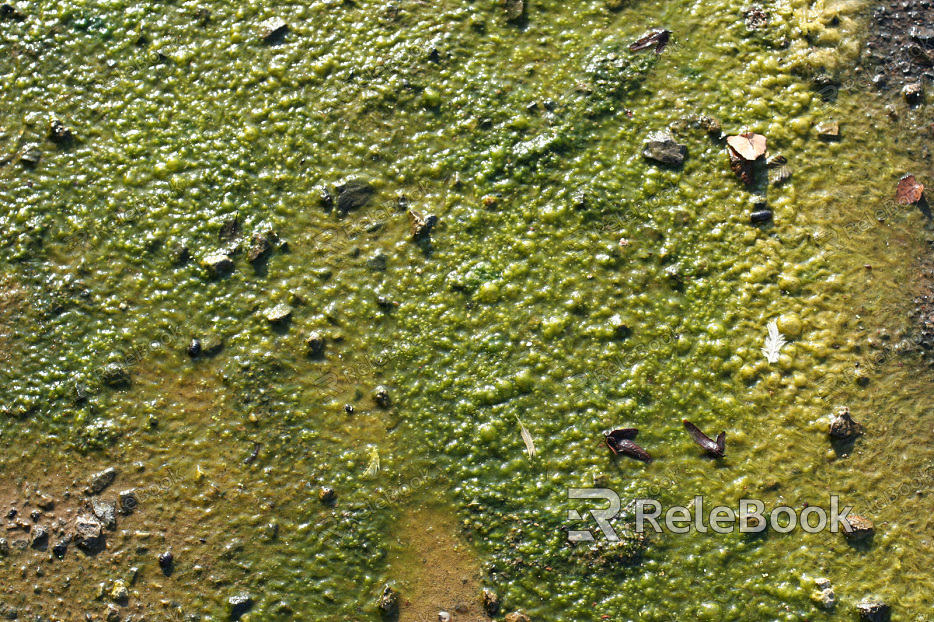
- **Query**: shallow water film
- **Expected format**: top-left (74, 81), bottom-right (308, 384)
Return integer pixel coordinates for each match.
top-left (2, 0), bottom-right (934, 620)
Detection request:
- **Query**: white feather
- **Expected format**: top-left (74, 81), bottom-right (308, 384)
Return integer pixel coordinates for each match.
top-left (761, 320), bottom-right (787, 364)
top-left (516, 416), bottom-right (536, 459)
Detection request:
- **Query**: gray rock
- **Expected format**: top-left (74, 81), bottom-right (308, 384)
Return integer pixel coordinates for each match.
top-left (92, 498), bottom-right (117, 529)
top-left (910, 26), bottom-right (934, 44)
top-left (259, 18), bottom-right (288, 43)
top-left (336, 179), bottom-right (375, 214)
top-left (88, 468), bottom-right (117, 494)
top-left (829, 407), bottom-right (862, 440)
top-left (366, 251), bottom-right (388, 271)
top-left (73, 514), bottom-right (103, 550)
top-left (36, 494), bottom-right (55, 510)
top-left (20, 144), bottom-right (41, 166)
top-left (857, 600), bottom-right (890, 622)
top-left (99, 363), bottom-right (130, 387)
top-left (202, 252), bottom-right (234, 276)
top-left (200, 333), bottom-right (224, 356)
top-left (505, 0), bottom-right (524, 21)
top-left (642, 132), bottom-right (687, 165)
top-left (228, 594), bottom-right (254, 620)
top-left (263, 304), bottom-right (293, 324)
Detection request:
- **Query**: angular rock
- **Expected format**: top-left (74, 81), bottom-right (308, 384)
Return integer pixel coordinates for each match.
top-left (73, 514), bottom-right (103, 550)
top-left (910, 26), bottom-right (934, 44)
top-left (111, 579), bottom-right (128, 601)
top-left (29, 525), bottom-right (48, 548)
top-left (19, 145), bottom-right (41, 166)
top-left (903, 82), bottom-right (923, 103)
top-left (505, 613), bottom-right (532, 622)
top-left (49, 120), bottom-right (73, 144)
top-left (817, 121), bottom-right (839, 137)
top-left (505, 0), bottom-right (524, 21)
top-left (305, 331), bottom-right (325, 357)
top-left (248, 230), bottom-right (277, 263)
top-left (811, 587), bottom-right (835, 609)
top-left (91, 498), bottom-right (117, 529)
top-left (259, 18), bottom-right (288, 43)
top-left (642, 131), bottom-right (687, 165)
top-left (373, 385), bottom-right (391, 408)
top-left (843, 515), bottom-right (874, 541)
top-left (264, 304), bottom-right (293, 324)
top-left (482, 588), bottom-right (501, 616)
top-left (857, 600), bottom-right (890, 622)
top-left (377, 585), bottom-right (399, 618)
top-left (336, 179), bottom-right (375, 215)
top-left (36, 494), bottom-right (55, 510)
top-left (829, 407), bottom-right (862, 440)
top-left (202, 252), bottom-right (234, 276)
top-left (200, 333), bottom-right (224, 356)
top-left (229, 594), bottom-right (254, 620)
top-left (99, 363), bottom-right (130, 387)
top-left (52, 536), bottom-right (69, 558)
top-left (88, 468), bottom-right (117, 494)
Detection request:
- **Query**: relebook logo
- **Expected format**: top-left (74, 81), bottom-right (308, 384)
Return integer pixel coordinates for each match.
top-left (567, 489), bottom-right (856, 541)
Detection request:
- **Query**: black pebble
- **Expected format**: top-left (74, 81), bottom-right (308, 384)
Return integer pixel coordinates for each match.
top-left (159, 551), bottom-right (174, 568)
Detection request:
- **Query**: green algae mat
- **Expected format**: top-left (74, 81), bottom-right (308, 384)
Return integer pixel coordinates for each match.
top-left (1, 0), bottom-right (933, 620)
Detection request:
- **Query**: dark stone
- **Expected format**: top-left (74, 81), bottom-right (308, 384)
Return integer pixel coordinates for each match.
top-left (73, 514), bottom-right (103, 550)
top-left (744, 4), bottom-right (770, 29)
top-left (305, 332), bottom-right (325, 357)
top-left (52, 536), bottom-right (69, 558)
top-left (171, 244), bottom-right (191, 265)
top-left (0, 4), bottom-right (24, 20)
top-left (857, 600), bottom-right (890, 622)
top-left (91, 498), bottom-right (117, 529)
top-left (29, 525), bottom-right (48, 547)
top-left (504, 0), bottom-right (524, 21)
top-left (344, 404), bottom-right (355, 414)
top-left (366, 251), bottom-right (388, 271)
top-left (482, 588), bottom-right (501, 616)
top-left (49, 120), bottom-right (72, 144)
top-left (319, 487), bottom-right (336, 504)
top-left (829, 407), bottom-right (862, 440)
top-left (99, 363), bottom-right (130, 387)
top-left (336, 179), bottom-right (375, 215)
top-left (642, 132), bottom-right (687, 165)
top-left (318, 186), bottom-right (334, 211)
top-left (218, 216), bottom-right (241, 242)
top-left (158, 551), bottom-right (174, 569)
top-left (377, 585), bottom-right (399, 618)
top-left (373, 385), bottom-right (391, 408)
top-left (88, 468), bottom-right (117, 494)
top-left (228, 594), bottom-right (254, 620)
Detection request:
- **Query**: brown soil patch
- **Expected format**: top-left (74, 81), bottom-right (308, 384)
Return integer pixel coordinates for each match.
top-left (387, 503), bottom-right (492, 622)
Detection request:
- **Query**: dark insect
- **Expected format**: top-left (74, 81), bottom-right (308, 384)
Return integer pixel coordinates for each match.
top-left (628, 29), bottom-right (671, 54)
top-left (683, 419), bottom-right (726, 457)
top-left (243, 442), bottom-right (262, 464)
top-left (603, 429), bottom-right (653, 463)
